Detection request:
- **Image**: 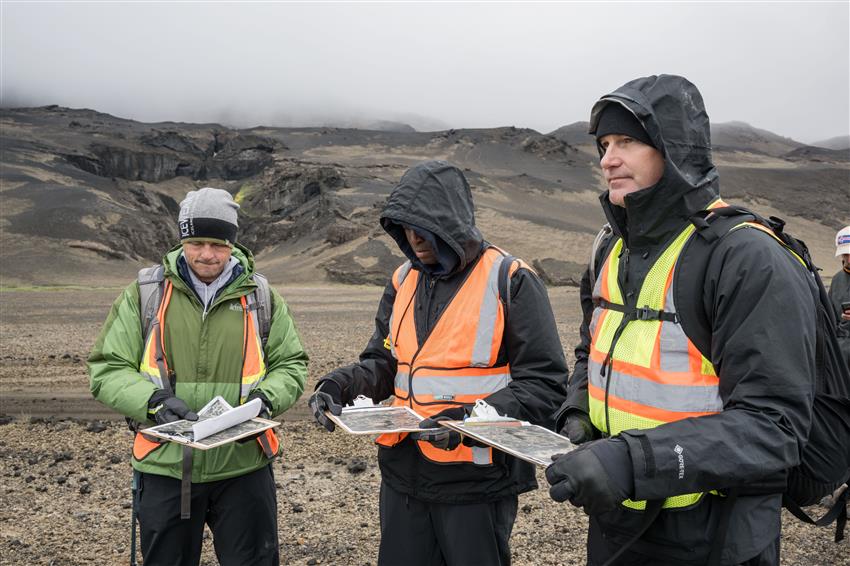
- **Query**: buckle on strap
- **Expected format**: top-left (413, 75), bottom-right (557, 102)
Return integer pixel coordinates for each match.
top-left (635, 306), bottom-right (656, 320)
top-left (634, 306), bottom-right (679, 324)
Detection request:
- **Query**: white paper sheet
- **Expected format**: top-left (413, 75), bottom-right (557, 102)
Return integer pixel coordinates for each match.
top-left (191, 397), bottom-right (262, 441)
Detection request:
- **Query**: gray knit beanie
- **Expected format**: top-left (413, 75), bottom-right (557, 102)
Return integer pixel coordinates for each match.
top-left (178, 187), bottom-right (239, 244)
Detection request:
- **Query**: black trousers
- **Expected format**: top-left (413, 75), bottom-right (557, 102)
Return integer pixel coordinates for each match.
top-left (136, 465), bottom-right (279, 566)
top-left (587, 516), bottom-right (780, 566)
top-left (378, 480), bottom-right (518, 566)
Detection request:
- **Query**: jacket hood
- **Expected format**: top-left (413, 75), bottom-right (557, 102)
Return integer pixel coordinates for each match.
top-left (380, 161), bottom-right (484, 275)
top-left (589, 74), bottom-right (720, 247)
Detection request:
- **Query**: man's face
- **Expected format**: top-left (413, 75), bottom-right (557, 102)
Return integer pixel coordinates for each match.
top-left (599, 134), bottom-right (665, 207)
top-left (182, 240), bottom-right (233, 283)
top-left (404, 228), bottom-right (437, 265)
top-left (841, 253), bottom-right (850, 270)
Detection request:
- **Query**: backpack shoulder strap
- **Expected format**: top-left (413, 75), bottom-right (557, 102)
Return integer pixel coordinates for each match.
top-left (251, 272), bottom-right (273, 349)
top-left (498, 254), bottom-right (517, 314)
top-left (589, 223), bottom-right (614, 285)
top-left (674, 207), bottom-right (765, 359)
top-left (138, 265), bottom-right (165, 337)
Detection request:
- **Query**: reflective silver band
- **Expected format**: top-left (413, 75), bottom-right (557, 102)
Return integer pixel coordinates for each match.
top-left (588, 359), bottom-right (722, 414)
top-left (470, 255), bottom-right (505, 367)
top-left (472, 446), bottom-right (490, 465)
top-left (394, 371), bottom-right (512, 397)
top-left (140, 371), bottom-right (165, 390)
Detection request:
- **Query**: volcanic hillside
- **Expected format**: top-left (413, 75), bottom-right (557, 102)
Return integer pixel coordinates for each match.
top-left (1, 106), bottom-right (847, 287)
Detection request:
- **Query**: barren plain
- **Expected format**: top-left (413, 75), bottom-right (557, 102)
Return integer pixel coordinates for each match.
top-left (0, 286), bottom-right (846, 565)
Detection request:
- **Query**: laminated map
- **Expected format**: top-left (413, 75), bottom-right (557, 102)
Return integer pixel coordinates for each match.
top-left (439, 420), bottom-right (576, 466)
top-left (141, 396), bottom-right (279, 449)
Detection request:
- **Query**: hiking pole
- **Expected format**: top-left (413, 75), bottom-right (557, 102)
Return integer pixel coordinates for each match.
top-left (130, 470), bottom-right (139, 566)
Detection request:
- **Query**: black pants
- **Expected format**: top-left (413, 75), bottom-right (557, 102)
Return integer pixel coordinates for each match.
top-left (136, 465), bottom-right (279, 566)
top-left (378, 480), bottom-right (518, 566)
top-left (587, 517), bottom-right (780, 566)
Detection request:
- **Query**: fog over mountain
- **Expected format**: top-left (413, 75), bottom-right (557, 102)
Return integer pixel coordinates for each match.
top-left (2, 3), bottom-right (848, 143)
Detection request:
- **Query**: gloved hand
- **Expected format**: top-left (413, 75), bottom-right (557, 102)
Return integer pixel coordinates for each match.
top-left (410, 407), bottom-right (468, 451)
top-left (247, 391), bottom-right (272, 419)
top-left (308, 381), bottom-right (343, 432)
top-left (558, 410), bottom-right (596, 445)
top-left (236, 392), bottom-right (274, 444)
top-left (461, 435), bottom-right (489, 448)
top-left (147, 390), bottom-right (198, 425)
top-left (545, 437), bottom-right (634, 515)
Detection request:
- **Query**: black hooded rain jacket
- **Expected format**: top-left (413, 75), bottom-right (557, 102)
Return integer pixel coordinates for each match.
top-left (320, 161), bottom-right (568, 503)
top-left (562, 75), bottom-right (816, 564)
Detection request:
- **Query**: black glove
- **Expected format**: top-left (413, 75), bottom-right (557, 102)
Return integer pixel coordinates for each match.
top-left (248, 391), bottom-right (272, 419)
top-left (147, 390), bottom-right (198, 425)
top-left (308, 381), bottom-right (343, 432)
top-left (410, 407), bottom-right (467, 451)
top-left (545, 437), bottom-right (634, 515)
top-left (461, 435), bottom-right (489, 448)
top-left (236, 392), bottom-right (273, 444)
top-left (558, 410), bottom-right (596, 445)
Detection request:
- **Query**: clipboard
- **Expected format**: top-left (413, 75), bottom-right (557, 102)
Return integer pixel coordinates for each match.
top-left (326, 406), bottom-right (425, 435)
top-left (141, 417), bottom-right (280, 450)
top-left (440, 419), bottom-right (575, 466)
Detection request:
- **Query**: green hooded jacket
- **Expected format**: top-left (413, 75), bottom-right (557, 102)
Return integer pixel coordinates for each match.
top-left (88, 244), bottom-right (308, 482)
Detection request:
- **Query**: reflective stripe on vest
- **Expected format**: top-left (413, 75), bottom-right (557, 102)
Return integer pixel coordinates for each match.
top-left (136, 279), bottom-right (271, 457)
top-left (139, 280), bottom-right (174, 391)
top-left (376, 247), bottom-right (520, 465)
top-left (239, 292), bottom-right (267, 403)
top-left (588, 201), bottom-right (725, 510)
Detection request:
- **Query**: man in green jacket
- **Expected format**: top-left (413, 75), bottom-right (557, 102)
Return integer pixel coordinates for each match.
top-left (88, 187), bottom-right (308, 566)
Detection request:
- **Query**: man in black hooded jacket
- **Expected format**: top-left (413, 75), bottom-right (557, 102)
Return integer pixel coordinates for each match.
top-left (546, 75), bottom-right (816, 565)
top-left (309, 160), bottom-right (567, 566)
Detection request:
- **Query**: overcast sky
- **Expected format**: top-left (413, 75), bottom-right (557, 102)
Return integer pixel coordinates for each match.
top-left (2, 1), bottom-right (848, 143)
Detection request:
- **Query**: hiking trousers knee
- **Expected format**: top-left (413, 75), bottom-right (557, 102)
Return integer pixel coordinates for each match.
top-left (377, 480), bottom-right (518, 566)
top-left (136, 464), bottom-right (279, 566)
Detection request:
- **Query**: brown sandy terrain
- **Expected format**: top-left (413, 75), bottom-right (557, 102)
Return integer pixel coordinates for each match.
top-left (0, 286), bottom-right (846, 565)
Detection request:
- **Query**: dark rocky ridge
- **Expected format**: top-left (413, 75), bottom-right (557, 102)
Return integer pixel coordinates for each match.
top-left (62, 130), bottom-right (277, 182)
top-left (1, 106), bottom-right (845, 286)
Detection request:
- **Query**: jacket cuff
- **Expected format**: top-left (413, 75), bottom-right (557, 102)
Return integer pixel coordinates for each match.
top-left (588, 438), bottom-right (635, 499)
top-left (247, 390), bottom-right (272, 412)
top-left (620, 430), bottom-right (663, 501)
top-left (553, 403), bottom-right (589, 432)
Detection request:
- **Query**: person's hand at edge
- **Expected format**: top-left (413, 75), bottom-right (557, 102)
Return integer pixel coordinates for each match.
top-left (308, 380), bottom-right (343, 432)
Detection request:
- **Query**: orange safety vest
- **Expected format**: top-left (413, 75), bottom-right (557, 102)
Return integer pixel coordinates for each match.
top-left (376, 247), bottom-right (525, 465)
top-left (133, 279), bottom-right (278, 460)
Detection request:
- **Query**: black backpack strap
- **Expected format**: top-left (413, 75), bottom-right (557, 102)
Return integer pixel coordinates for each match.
top-left (498, 255), bottom-right (516, 308)
top-left (708, 488), bottom-right (740, 566)
top-left (783, 485), bottom-right (849, 542)
top-left (589, 224), bottom-right (614, 285)
top-left (675, 209), bottom-right (760, 359)
top-left (597, 299), bottom-right (680, 323)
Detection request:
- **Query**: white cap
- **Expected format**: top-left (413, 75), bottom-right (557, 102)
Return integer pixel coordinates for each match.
top-left (836, 226), bottom-right (850, 256)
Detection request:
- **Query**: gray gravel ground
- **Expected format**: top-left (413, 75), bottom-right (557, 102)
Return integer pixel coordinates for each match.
top-left (0, 287), bottom-right (847, 565)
